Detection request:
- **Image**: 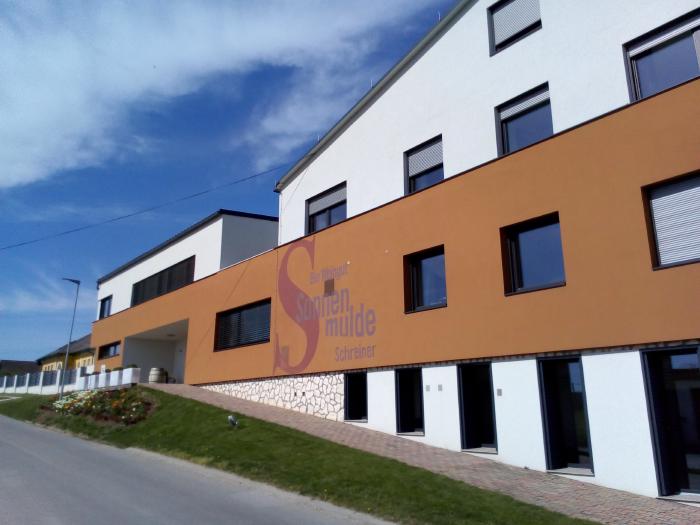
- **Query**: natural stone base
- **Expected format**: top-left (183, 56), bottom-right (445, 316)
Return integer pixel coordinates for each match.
top-left (202, 372), bottom-right (345, 421)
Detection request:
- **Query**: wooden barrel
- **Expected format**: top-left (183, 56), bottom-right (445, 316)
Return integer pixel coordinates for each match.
top-left (148, 367), bottom-right (166, 384)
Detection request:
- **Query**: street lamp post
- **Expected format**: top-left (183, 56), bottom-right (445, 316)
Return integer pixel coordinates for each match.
top-left (59, 278), bottom-right (81, 400)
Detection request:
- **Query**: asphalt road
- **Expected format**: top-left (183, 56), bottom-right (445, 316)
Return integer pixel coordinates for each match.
top-left (0, 415), bottom-right (387, 525)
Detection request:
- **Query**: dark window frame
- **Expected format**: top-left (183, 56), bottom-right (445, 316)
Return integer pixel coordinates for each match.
top-left (403, 134), bottom-right (444, 195)
top-left (495, 83), bottom-right (551, 156)
top-left (395, 367), bottom-right (425, 435)
top-left (403, 245), bottom-right (448, 314)
top-left (344, 371), bottom-right (368, 422)
top-left (98, 341), bottom-right (120, 360)
top-left (537, 355), bottom-right (595, 473)
top-left (487, 0), bottom-right (543, 56)
top-left (131, 256), bottom-right (195, 307)
top-left (623, 7), bottom-right (700, 102)
top-left (642, 171), bottom-right (700, 271)
top-left (500, 212), bottom-right (566, 295)
top-left (305, 182), bottom-right (347, 235)
top-left (640, 344), bottom-right (700, 496)
top-left (98, 295), bottom-right (112, 320)
top-left (213, 298), bottom-right (272, 352)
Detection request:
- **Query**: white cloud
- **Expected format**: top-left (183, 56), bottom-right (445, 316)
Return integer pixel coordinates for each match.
top-left (0, 270), bottom-right (96, 314)
top-left (0, 0), bottom-right (443, 189)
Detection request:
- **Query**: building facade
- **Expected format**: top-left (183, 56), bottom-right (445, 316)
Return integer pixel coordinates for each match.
top-left (275, 0), bottom-right (700, 244)
top-left (38, 334), bottom-right (95, 372)
top-left (91, 0), bottom-right (700, 501)
top-left (94, 209), bottom-right (278, 382)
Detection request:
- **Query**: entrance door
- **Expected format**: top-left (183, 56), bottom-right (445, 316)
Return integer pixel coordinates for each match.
top-left (458, 363), bottom-right (497, 450)
top-left (539, 357), bottom-right (593, 471)
top-left (396, 368), bottom-right (424, 434)
top-left (644, 348), bottom-right (700, 495)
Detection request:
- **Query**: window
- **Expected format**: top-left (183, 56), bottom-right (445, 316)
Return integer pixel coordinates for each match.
top-left (131, 256), bottom-right (195, 307)
top-left (496, 84), bottom-right (552, 155)
top-left (458, 363), bottom-right (497, 451)
top-left (405, 136), bottom-right (443, 194)
top-left (488, 0), bottom-right (542, 55)
top-left (395, 368), bottom-right (424, 434)
top-left (98, 295), bottom-right (112, 319)
top-left (214, 299), bottom-right (271, 351)
top-left (626, 10), bottom-right (700, 100)
top-left (98, 342), bottom-right (120, 360)
top-left (307, 183), bottom-right (347, 234)
top-left (501, 213), bottom-right (565, 294)
top-left (642, 347), bottom-right (700, 495)
top-left (344, 371), bottom-right (368, 421)
top-left (647, 173), bottom-right (700, 268)
top-left (404, 246), bottom-right (447, 312)
top-left (539, 357), bottom-right (593, 472)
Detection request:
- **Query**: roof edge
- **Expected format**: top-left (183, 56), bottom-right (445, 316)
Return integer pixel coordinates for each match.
top-left (274, 0), bottom-right (474, 193)
top-left (97, 209), bottom-right (278, 285)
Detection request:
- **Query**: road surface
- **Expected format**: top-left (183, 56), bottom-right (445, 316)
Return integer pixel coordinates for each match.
top-left (0, 415), bottom-right (387, 525)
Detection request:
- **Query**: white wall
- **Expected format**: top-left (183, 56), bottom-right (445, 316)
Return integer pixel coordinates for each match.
top-left (491, 358), bottom-right (547, 471)
top-left (366, 369), bottom-right (397, 435)
top-left (278, 0), bottom-right (699, 243)
top-left (123, 338), bottom-right (177, 383)
top-left (582, 351), bottom-right (658, 496)
top-left (422, 365), bottom-right (462, 451)
top-left (97, 218), bottom-right (224, 315)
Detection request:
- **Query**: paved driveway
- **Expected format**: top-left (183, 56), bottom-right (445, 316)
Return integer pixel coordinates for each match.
top-left (0, 415), bottom-right (386, 525)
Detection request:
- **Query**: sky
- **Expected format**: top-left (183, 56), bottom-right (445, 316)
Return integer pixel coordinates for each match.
top-left (0, 0), bottom-right (456, 361)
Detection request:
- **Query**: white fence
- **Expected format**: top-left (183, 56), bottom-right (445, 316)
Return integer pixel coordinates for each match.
top-left (0, 367), bottom-right (141, 396)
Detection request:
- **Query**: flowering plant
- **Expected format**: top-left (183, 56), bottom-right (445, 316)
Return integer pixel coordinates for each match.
top-left (52, 388), bottom-right (151, 425)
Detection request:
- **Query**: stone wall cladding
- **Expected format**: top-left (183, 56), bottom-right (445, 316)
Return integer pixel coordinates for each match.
top-left (202, 372), bottom-right (345, 421)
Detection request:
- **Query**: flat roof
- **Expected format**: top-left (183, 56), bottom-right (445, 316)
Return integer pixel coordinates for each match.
top-left (274, 0), bottom-right (473, 192)
top-left (97, 209), bottom-right (278, 285)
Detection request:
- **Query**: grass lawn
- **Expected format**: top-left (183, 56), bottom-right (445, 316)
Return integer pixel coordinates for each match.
top-left (0, 388), bottom-right (591, 525)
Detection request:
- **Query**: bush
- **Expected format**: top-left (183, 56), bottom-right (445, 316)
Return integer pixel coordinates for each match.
top-left (52, 388), bottom-right (151, 425)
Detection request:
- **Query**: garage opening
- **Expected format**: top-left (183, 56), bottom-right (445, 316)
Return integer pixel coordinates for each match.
top-left (458, 363), bottom-right (497, 451)
top-left (344, 371), bottom-right (368, 421)
top-left (539, 357), bottom-right (592, 472)
top-left (396, 368), bottom-right (424, 434)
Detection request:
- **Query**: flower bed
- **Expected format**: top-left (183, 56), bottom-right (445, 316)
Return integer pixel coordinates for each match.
top-left (52, 388), bottom-right (152, 425)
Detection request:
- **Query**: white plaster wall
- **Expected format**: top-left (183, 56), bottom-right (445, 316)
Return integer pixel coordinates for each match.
top-left (422, 365), bottom-right (462, 451)
top-left (491, 358), bottom-right (547, 471)
top-left (581, 351), bottom-right (659, 496)
top-left (97, 218), bottom-right (224, 315)
top-left (220, 215), bottom-right (278, 269)
top-left (366, 369), bottom-right (397, 435)
top-left (278, 0), bottom-right (700, 243)
top-left (123, 338), bottom-right (176, 383)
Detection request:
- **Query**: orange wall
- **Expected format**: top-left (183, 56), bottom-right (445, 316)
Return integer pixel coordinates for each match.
top-left (93, 80), bottom-right (700, 385)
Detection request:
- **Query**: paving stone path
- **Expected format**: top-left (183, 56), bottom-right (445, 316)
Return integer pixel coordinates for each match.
top-left (148, 384), bottom-right (699, 525)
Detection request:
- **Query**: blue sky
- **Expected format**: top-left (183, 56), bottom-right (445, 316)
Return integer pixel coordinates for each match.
top-left (0, 0), bottom-right (456, 361)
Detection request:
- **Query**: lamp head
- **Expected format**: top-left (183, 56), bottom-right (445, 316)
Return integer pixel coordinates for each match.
top-left (62, 278), bottom-right (81, 285)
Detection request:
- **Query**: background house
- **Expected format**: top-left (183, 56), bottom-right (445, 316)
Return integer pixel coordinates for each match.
top-left (37, 334), bottom-right (94, 372)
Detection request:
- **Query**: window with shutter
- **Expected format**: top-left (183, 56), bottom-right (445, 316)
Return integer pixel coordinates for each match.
top-left (131, 256), bottom-right (195, 306)
top-left (496, 84), bottom-right (552, 155)
top-left (307, 183), bottom-right (347, 233)
top-left (405, 136), bottom-right (444, 194)
top-left (214, 299), bottom-right (271, 351)
top-left (488, 0), bottom-right (542, 54)
top-left (625, 9), bottom-right (700, 101)
top-left (648, 174), bottom-right (700, 268)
